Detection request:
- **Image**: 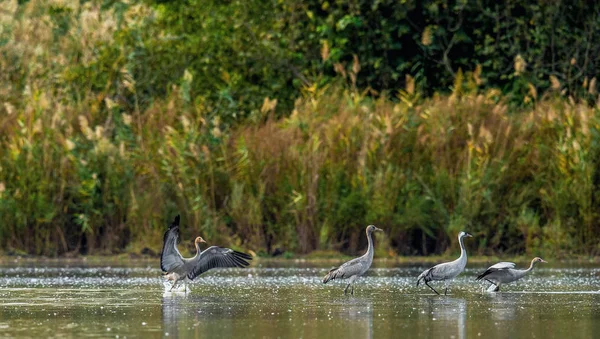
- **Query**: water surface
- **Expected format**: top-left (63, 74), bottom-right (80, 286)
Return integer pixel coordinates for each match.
top-left (1, 260), bottom-right (599, 338)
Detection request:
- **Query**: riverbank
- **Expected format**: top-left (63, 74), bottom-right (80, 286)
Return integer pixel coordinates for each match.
top-left (2, 254), bottom-right (600, 267)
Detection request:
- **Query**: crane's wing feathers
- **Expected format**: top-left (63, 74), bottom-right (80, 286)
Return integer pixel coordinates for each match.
top-left (160, 215), bottom-right (185, 272)
top-left (476, 262), bottom-right (516, 280)
top-left (416, 267), bottom-right (431, 286)
top-left (416, 263), bottom-right (442, 286)
top-left (322, 257), bottom-right (365, 283)
top-left (489, 262), bottom-right (516, 270)
top-left (417, 260), bottom-right (461, 285)
top-left (187, 246), bottom-right (252, 280)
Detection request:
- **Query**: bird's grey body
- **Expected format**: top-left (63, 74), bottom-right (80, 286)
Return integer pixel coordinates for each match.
top-left (322, 225), bottom-right (383, 295)
top-left (476, 257), bottom-right (547, 292)
top-left (416, 231), bottom-right (472, 295)
top-left (160, 215), bottom-right (252, 292)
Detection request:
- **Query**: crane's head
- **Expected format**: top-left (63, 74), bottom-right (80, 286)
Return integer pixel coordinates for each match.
top-left (532, 257), bottom-right (547, 264)
top-left (458, 231), bottom-right (473, 239)
top-left (194, 236), bottom-right (207, 244)
top-left (366, 225), bottom-right (383, 233)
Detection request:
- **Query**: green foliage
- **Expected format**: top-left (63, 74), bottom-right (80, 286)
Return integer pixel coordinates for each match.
top-left (138, 0), bottom-right (600, 120)
top-left (1, 0), bottom-right (600, 258)
top-left (130, 0), bottom-right (311, 123)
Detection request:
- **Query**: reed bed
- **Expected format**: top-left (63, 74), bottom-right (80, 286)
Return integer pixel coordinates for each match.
top-left (1, 1), bottom-right (599, 257)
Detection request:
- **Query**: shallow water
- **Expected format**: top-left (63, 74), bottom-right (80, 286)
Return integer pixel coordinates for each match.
top-left (1, 261), bottom-right (599, 338)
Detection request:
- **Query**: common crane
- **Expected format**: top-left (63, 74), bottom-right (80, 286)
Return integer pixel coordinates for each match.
top-left (322, 225), bottom-right (383, 295)
top-left (476, 257), bottom-right (547, 292)
top-left (416, 231), bottom-right (472, 295)
top-left (160, 215), bottom-right (252, 292)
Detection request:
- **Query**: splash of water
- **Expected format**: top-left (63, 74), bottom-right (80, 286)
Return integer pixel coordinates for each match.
top-left (162, 280), bottom-right (190, 294)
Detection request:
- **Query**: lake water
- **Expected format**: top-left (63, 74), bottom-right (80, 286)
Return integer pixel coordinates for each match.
top-left (0, 259), bottom-right (599, 338)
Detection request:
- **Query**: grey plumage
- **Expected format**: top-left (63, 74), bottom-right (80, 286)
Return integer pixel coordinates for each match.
top-left (476, 257), bottom-right (547, 292)
top-left (416, 231), bottom-right (472, 295)
top-left (160, 215), bottom-right (252, 291)
top-left (322, 225), bottom-right (383, 295)
top-left (160, 215), bottom-right (184, 273)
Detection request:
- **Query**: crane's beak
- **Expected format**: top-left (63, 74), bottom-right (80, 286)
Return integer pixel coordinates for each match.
top-left (374, 227), bottom-right (383, 232)
top-left (465, 233), bottom-right (473, 238)
top-left (540, 259), bottom-right (548, 263)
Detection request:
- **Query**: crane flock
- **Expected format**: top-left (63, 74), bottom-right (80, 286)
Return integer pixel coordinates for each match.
top-left (160, 216), bottom-right (547, 295)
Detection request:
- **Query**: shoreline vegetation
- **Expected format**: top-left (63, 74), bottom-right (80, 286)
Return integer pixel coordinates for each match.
top-left (2, 1), bottom-right (600, 259)
top-left (2, 254), bottom-right (600, 267)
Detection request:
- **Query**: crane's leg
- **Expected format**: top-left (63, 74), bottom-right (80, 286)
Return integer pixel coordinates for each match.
top-left (443, 280), bottom-right (452, 296)
top-left (425, 281), bottom-right (440, 295)
top-left (485, 279), bottom-right (500, 292)
top-left (170, 278), bottom-right (183, 292)
top-left (485, 279), bottom-right (497, 287)
top-left (344, 283), bottom-right (351, 295)
top-left (344, 275), bottom-right (358, 295)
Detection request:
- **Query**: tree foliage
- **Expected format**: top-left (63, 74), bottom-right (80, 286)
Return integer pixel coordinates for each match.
top-left (140, 0), bottom-right (600, 119)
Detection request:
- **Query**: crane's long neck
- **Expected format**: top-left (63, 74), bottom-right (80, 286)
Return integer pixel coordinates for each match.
top-left (457, 235), bottom-right (467, 263)
top-left (515, 259), bottom-right (538, 279)
top-left (193, 242), bottom-right (203, 259)
top-left (525, 259), bottom-right (538, 273)
top-left (365, 230), bottom-right (375, 259)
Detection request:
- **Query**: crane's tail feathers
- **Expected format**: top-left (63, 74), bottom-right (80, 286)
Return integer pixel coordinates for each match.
top-left (322, 267), bottom-right (339, 284)
top-left (416, 267), bottom-right (432, 287)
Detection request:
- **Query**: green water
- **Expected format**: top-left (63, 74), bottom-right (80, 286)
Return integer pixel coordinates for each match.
top-left (0, 261), bottom-right (599, 338)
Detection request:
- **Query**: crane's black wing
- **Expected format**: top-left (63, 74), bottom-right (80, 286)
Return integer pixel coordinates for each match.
top-left (160, 215), bottom-right (185, 272)
top-left (476, 262), bottom-right (515, 281)
top-left (187, 246), bottom-right (252, 280)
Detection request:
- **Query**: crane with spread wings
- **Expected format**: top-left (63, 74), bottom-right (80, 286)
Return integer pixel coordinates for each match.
top-left (160, 215), bottom-right (252, 292)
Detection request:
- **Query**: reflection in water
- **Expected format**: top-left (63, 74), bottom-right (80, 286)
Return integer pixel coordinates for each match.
top-left (161, 293), bottom-right (242, 337)
top-left (486, 293), bottom-right (517, 321)
top-left (162, 291), bottom-right (375, 338)
top-left (1, 264), bottom-right (600, 338)
top-left (161, 294), bottom-right (187, 337)
top-left (420, 297), bottom-right (466, 339)
top-left (343, 299), bottom-right (373, 339)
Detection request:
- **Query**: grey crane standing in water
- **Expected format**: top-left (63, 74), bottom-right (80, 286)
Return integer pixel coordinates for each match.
top-left (475, 257), bottom-right (547, 292)
top-left (416, 231), bottom-right (472, 295)
top-left (160, 215), bottom-right (253, 292)
top-left (322, 225), bottom-right (383, 295)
